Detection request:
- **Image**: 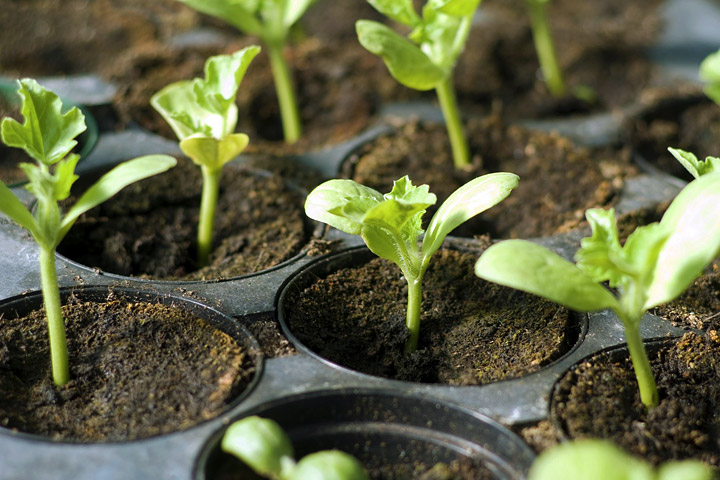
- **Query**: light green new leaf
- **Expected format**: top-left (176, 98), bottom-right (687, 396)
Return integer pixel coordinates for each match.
top-left (1, 79), bottom-right (86, 166)
top-left (575, 208), bottom-right (625, 287)
top-left (362, 198), bottom-right (430, 241)
top-left (180, 133), bottom-right (249, 172)
top-left (151, 80), bottom-right (211, 140)
top-left (657, 461), bottom-right (714, 480)
top-left (175, 0), bottom-right (262, 34)
top-left (0, 181), bottom-right (39, 237)
top-left (699, 48), bottom-right (720, 105)
top-left (292, 451), bottom-right (368, 480)
top-left (361, 224), bottom-right (407, 273)
top-left (423, 173), bottom-right (518, 258)
top-left (668, 147), bottom-right (720, 179)
top-left (222, 416), bottom-right (294, 479)
top-left (433, 0), bottom-right (482, 17)
top-left (201, 46), bottom-right (261, 113)
top-left (367, 0), bottom-right (420, 26)
top-left (356, 20), bottom-right (446, 91)
top-left (59, 155), bottom-right (177, 243)
top-left (475, 240), bottom-right (618, 312)
top-left (645, 172), bottom-right (720, 309)
top-left (284, 0), bottom-right (317, 28)
top-left (304, 179), bottom-right (384, 235)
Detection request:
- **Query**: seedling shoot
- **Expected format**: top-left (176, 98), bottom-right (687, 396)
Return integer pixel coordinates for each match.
top-left (524, 0), bottom-right (565, 97)
top-left (0, 79), bottom-right (176, 386)
top-left (305, 173), bottom-right (518, 353)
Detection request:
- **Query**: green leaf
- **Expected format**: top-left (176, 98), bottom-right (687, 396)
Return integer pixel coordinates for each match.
top-left (201, 46), bottom-right (261, 114)
top-left (575, 208), bottom-right (625, 287)
top-left (175, 0), bottom-right (262, 34)
top-left (700, 48), bottom-right (720, 105)
top-left (284, 0), bottom-right (316, 29)
top-left (180, 133), bottom-right (249, 172)
top-left (1, 79), bottom-right (86, 166)
top-left (151, 80), bottom-right (212, 140)
top-left (222, 416), bottom-right (295, 479)
top-left (58, 155), bottom-right (177, 243)
top-left (361, 224), bottom-right (408, 273)
top-left (356, 20), bottom-right (446, 91)
top-left (304, 179), bottom-right (384, 235)
top-left (432, 0), bottom-right (482, 17)
top-left (0, 180), bottom-right (39, 237)
top-left (668, 147), bottom-right (720, 178)
top-left (423, 173), bottom-right (518, 259)
top-left (657, 461), bottom-right (714, 480)
top-left (366, 0), bottom-right (421, 26)
top-left (475, 240), bottom-right (618, 312)
top-left (645, 173), bottom-right (720, 308)
top-left (291, 451), bottom-right (368, 480)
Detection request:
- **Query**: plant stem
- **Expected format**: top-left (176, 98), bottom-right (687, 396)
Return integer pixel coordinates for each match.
top-left (39, 247), bottom-right (70, 386)
top-left (267, 41), bottom-right (302, 144)
top-left (197, 166), bottom-right (221, 267)
top-left (404, 278), bottom-right (423, 354)
top-left (435, 77), bottom-right (470, 169)
top-left (525, 0), bottom-right (565, 97)
top-left (624, 322), bottom-right (659, 409)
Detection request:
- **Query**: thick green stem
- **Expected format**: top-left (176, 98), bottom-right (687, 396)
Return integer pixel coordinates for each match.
top-left (404, 278), bottom-right (423, 354)
top-left (267, 41), bottom-right (302, 144)
top-left (526, 0), bottom-right (565, 97)
top-left (39, 247), bottom-right (69, 386)
top-left (623, 321), bottom-right (659, 409)
top-left (435, 77), bottom-right (470, 169)
top-left (197, 166), bottom-right (221, 267)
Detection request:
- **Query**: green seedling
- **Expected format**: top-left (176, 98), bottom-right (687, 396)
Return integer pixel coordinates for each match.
top-left (529, 439), bottom-right (713, 480)
top-left (305, 173), bottom-right (518, 353)
top-left (700, 48), bottom-right (720, 105)
top-left (0, 79), bottom-right (176, 386)
top-left (356, 0), bottom-right (482, 169)
top-left (222, 416), bottom-right (368, 480)
top-left (524, 0), bottom-right (565, 97)
top-left (175, 0), bottom-right (315, 144)
top-left (475, 173), bottom-right (720, 409)
top-left (151, 46), bottom-right (259, 267)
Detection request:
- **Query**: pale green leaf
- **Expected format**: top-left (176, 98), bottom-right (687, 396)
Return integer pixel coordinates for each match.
top-left (701, 49), bottom-right (720, 105)
top-left (362, 198), bottom-right (429, 242)
top-left (475, 240), bottom-right (618, 312)
top-left (52, 154), bottom-right (81, 202)
top-left (175, 0), bottom-right (262, 34)
top-left (180, 133), bottom-right (249, 171)
top-left (151, 80), bottom-right (212, 140)
top-left (361, 224), bottom-right (407, 272)
top-left (575, 208), bottom-right (624, 287)
top-left (304, 179), bottom-right (383, 235)
top-left (1, 79), bottom-right (86, 166)
top-left (423, 173), bottom-right (517, 259)
top-left (668, 147), bottom-right (720, 178)
top-left (366, 0), bottom-right (420, 26)
top-left (222, 416), bottom-right (294, 479)
top-left (621, 222), bottom-right (669, 282)
top-left (291, 451), bottom-right (368, 480)
top-left (59, 155), bottom-right (177, 243)
top-left (284, 0), bottom-right (317, 28)
top-left (0, 180), bottom-right (39, 237)
top-left (200, 46), bottom-right (261, 114)
top-left (433, 0), bottom-right (482, 17)
top-left (645, 173), bottom-right (720, 308)
top-left (356, 20), bottom-right (446, 91)
top-left (657, 461), bottom-right (714, 480)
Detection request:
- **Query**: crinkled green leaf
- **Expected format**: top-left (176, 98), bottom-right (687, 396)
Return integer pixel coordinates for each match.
top-left (575, 208), bottom-right (624, 287)
top-left (367, 0), bottom-right (420, 26)
top-left (475, 240), bottom-right (618, 312)
top-left (175, 0), bottom-right (262, 34)
top-left (59, 155), bottom-right (177, 243)
top-left (304, 179), bottom-right (384, 235)
top-left (413, 3), bottom-right (469, 68)
top-left (291, 451), bottom-right (368, 480)
top-left (385, 175), bottom-right (435, 204)
top-left (423, 172), bottom-right (517, 259)
top-left (362, 198), bottom-right (429, 243)
top-left (668, 147), bottom-right (720, 178)
top-left (700, 48), bottom-right (720, 105)
top-left (180, 133), bottom-right (249, 172)
top-left (645, 173), bottom-right (720, 308)
top-left (432, 0), bottom-right (482, 17)
top-left (1, 79), bottom-right (86, 166)
top-left (200, 46), bottom-right (261, 114)
top-left (356, 20), bottom-right (446, 91)
top-left (222, 416), bottom-right (294, 479)
top-left (0, 180), bottom-right (39, 237)
top-left (151, 80), bottom-right (214, 140)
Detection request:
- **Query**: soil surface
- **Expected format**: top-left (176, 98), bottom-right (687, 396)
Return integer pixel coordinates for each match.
top-left (0, 291), bottom-right (255, 441)
top-left (628, 86), bottom-right (720, 182)
top-left (284, 245), bottom-right (577, 384)
top-left (58, 159), bottom-right (309, 281)
top-left (553, 331), bottom-right (720, 467)
top-left (344, 116), bottom-right (637, 239)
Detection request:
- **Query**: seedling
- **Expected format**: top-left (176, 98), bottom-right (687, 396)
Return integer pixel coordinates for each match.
top-left (356, 0), bottom-right (482, 169)
top-left (529, 439), bottom-right (712, 480)
top-left (700, 47), bottom-right (720, 105)
top-left (151, 46), bottom-right (259, 267)
top-left (222, 416), bottom-right (368, 480)
top-left (524, 0), bottom-right (565, 97)
top-left (0, 79), bottom-right (176, 386)
top-left (174, 0), bottom-right (315, 144)
top-left (305, 173), bottom-right (518, 353)
top-left (475, 173), bottom-right (720, 409)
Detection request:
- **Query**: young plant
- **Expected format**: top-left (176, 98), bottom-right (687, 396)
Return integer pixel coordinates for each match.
top-left (529, 439), bottom-right (713, 480)
top-left (305, 173), bottom-right (518, 353)
top-left (475, 173), bottom-right (720, 409)
top-left (356, 0), bottom-right (482, 169)
top-left (151, 46), bottom-right (259, 267)
top-left (524, 0), bottom-right (565, 97)
top-left (700, 47), bottom-right (720, 105)
top-left (174, 0), bottom-right (315, 144)
top-left (222, 416), bottom-right (368, 480)
top-left (0, 79), bottom-right (176, 386)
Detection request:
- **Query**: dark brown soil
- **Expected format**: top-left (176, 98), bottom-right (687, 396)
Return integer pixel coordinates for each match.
top-left (553, 331), bottom-right (720, 467)
top-left (0, 291), bottom-right (255, 442)
top-left (57, 159), bottom-right (309, 281)
top-left (284, 246), bottom-right (577, 384)
top-left (344, 116), bottom-right (637, 239)
top-left (628, 86), bottom-right (720, 181)
top-left (246, 313), bottom-right (297, 359)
